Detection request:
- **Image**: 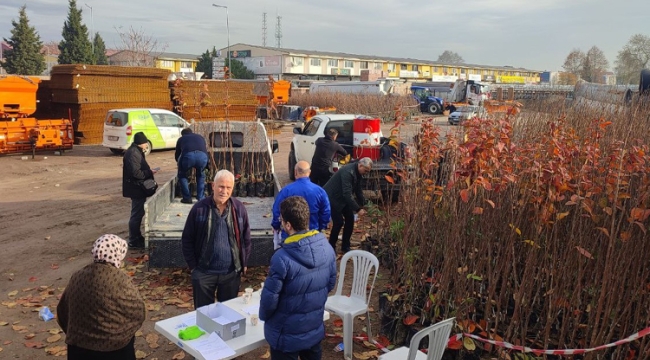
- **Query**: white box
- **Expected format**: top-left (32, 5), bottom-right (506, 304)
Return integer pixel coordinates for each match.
top-left (196, 303), bottom-right (246, 340)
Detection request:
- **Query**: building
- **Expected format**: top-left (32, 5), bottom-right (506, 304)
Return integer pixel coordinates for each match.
top-left (107, 51), bottom-right (198, 73)
top-left (218, 43), bottom-right (541, 84)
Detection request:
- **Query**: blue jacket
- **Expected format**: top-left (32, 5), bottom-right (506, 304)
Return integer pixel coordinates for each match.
top-left (271, 177), bottom-right (331, 239)
top-left (259, 230), bottom-right (337, 352)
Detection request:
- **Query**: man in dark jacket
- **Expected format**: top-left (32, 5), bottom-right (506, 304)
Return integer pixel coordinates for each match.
top-left (323, 157), bottom-right (372, 253)
top-left (260, 196), bottom-right (337, 359)
top-left (181, 169), bottom-right (252, 309)
top-left (175, 128), bottom-right (209, 204)
top-left (123, 132), bottom-right (158, 249)
top-left (310, 128), bottom-right (347, 186)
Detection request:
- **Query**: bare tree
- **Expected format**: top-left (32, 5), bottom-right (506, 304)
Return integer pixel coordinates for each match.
top-left (112, 25), bottom-right (167, 67)
top-left (582, 46), bottom-right (609, 83)
top-left (615, 34), bottom-right (650, 85)
top-left (437, 50), bottom-right (464, 64)
top-left (562, 49), bottom-right (585, 77)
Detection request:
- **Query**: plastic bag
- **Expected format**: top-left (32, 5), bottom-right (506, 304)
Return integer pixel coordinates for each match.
top-left (39, 306), bottom-right (54, 321)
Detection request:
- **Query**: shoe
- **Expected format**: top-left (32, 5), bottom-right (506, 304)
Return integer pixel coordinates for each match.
top-left (180, 198), bottom-right (193, 204)
top-left (128, 241), bottom-right (145, 249)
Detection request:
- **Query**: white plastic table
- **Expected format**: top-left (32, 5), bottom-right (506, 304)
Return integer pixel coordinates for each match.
top-left (155, 291), bottom-right (330, 360)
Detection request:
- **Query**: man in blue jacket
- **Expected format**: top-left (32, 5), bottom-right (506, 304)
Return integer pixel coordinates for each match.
top-left (271, 161), bottom-right (331, 249)
top-left (260, 196), bottom-right (337, 360)
top-left (175, 128), bottom-right (208, 204)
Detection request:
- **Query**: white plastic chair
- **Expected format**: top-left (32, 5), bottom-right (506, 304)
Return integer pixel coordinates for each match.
top-left (378, 318), bottom-right (455, 360)
top-left (325, 250), bottom-right (379, 360)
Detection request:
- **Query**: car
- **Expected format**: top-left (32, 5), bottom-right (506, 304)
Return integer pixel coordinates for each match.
top-left (102, 108), bottom-right (191, 155)
top-left (448, 105), bottom-right (487, 125)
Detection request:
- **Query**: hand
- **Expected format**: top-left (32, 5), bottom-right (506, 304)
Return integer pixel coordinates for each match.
top-left (152, 169), bottom-right (158, 174)
top-left (243, 267), bottom-right (247, 275)
top-left (357, 209), bottom-right (367, 217)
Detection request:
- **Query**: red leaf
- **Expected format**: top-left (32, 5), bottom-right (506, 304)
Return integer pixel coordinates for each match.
top-left (384, 175), bottom-right (395, 184)
top-left (599, 121), bottom-right (612, 128)
top-left (50, 264), bottom-right (59, 270)
top-left (486, 199), bottom-right (495, 208)
top-left (403, 314), bottom-right (419, 325)
top-left (28, 277), bottom-right (37, 282)
top-left (447, 336), bottom-right (463, 350)
top-left (332, 318), bottom-right (343, 327)
top-left (472, 207), bottom-right (484, 215)
top-left (460, 189), bottom-right (470, 203)
top-left (575, 246), bottom-right (594, 259)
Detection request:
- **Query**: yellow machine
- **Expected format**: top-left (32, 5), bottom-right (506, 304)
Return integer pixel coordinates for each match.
top-left (0, 76), bottom-right (73, 155)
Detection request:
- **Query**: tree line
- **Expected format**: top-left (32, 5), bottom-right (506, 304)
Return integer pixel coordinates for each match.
top-left (562, 34), bottom-right (650, 85)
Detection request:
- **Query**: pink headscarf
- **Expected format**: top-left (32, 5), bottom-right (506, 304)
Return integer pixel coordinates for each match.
top-left (91, 234), bottom-right (128, 268)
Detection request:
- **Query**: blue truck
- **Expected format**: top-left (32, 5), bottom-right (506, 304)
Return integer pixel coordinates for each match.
top-left (410, 85), bottom-right (445, 114)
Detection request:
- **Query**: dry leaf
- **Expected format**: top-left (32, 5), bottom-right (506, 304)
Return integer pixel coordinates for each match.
top-left (48, 328), bottom-right (62, 335)
top-left (463, 337), bottom-right (476, 351)
top-left (7, 290), bottom-right (18, 297)
top-left (135, 330), bottom-right (143, 337)
top-left (24, 341), bottom-right (46, 349)
top-left (135, 349), bottom-right (147, 359)
top-left (259, 349), bottom-right (271, 359)
top-left (0, 321), bottom-right (8, 326)
top-left (28, 276), bottom-right (38, 282)
top-left (45, 236), bottom-right (51, 240)
top-left (45, 345), bottom-right (67, 355)
top-left (3, 340), bottom-right (11, 345)
top-left (353, 350), bottom-right (379, 359)
top-left (24, 333), bottom-right (35, 339)
top-left (47, 334), bottom-right (62, 343)
top-left (12, 325), bottom-right (28, 331)
top-left (172, 351), bottom-right (186, 359)
top-left (146, 333), bottom-right (159, 349)
top-left (0, 346), bottom-right (3, 352)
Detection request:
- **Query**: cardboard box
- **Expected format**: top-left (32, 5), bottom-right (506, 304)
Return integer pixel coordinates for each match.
top-left (196, 303), bottom-right (247, 340)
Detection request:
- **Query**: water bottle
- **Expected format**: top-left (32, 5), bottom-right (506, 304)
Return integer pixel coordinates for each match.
top-left (39, 306), bottom-right (54, 322)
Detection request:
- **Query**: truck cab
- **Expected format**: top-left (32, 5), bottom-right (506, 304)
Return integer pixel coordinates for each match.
top-left (411, 86), bottom-right (445, 114)
top-left (445, 80), bottom-right (490, 106)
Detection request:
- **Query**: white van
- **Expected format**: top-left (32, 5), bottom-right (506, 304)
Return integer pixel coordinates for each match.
top-left (102, 108), bottom-right (190, 155)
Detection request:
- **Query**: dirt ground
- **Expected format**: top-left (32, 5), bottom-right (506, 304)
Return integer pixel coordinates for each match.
top-left (0, 117), bottom-right (442, 359)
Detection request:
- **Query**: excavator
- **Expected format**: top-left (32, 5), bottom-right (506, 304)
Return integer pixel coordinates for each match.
top-left (0, 75), bottom-right (73, 156)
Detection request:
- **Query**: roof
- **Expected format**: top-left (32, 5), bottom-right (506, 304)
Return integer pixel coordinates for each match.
top-left (226, 43), bottom-right (541, 73)
top-left (157, 52), bottom-right (200, 61)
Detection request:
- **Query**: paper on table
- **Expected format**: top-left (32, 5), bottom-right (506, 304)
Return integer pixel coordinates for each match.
top-left (241, 304), bottom-right (260, 316)
top-left (193, 332), bottom-right (235, 360)
top-left (213, 315), bottom-right (231, 325)
top-left (173, 313), bottom-right (197, 330)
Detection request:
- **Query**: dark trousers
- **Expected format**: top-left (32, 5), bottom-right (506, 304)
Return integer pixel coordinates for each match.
top-left (178, 151), bottom-right (209, 201)
top-left (310, 169), bottom-right (331, 187)
top-left (329, 206), bottom-right (355, 252)
top-left (128, 197), bottom-right (146, 244)
top-left (68, 336), bottom-right (136, 360)
top-left (270, 342), bottom-right (322, 360)
top-left (191, 268), bottom-right (241, 309)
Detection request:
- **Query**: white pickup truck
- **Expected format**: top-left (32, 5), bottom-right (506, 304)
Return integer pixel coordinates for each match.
top-left (289, 114), bottom-right (410, 202)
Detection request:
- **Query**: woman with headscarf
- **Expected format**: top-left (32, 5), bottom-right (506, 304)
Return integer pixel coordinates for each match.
top-left (57, 234), bottom-right (146, 360)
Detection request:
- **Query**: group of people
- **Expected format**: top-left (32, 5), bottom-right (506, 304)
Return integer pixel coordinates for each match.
top-left (93, 128), bottom-right (374, 359)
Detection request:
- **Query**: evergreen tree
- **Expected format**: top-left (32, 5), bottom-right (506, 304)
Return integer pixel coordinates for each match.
top-left (58, 0), bottom-right (93, 64)
top-left (93, 33), bottom-right (108, 65)
top-left (196, 46), bottom-right (218, 78)
top-left (2, 6), bottom-right (46, 75)
top-left (226, 58), bottom-right (255, 79)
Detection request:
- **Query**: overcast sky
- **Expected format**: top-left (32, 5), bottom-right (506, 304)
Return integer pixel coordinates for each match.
top-left (1, 0), bottom-right (648, 71)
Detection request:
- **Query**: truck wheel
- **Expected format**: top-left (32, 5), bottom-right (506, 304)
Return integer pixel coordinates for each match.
top-left (109, 148), bottom-right (124, 155)
top-left (288, 149), bottom-right (296, 181)
top-left (428, 102), bottom-right (441, 114)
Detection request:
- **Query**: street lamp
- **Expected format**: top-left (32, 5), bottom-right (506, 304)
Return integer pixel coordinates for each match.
top-left (212, 4), bottom-right (230, 78)
top-left (85, 3), bottom-right (94, 61)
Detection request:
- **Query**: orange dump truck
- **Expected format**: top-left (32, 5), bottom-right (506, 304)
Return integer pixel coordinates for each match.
top-left (0, 76), bottom-right (73, 155)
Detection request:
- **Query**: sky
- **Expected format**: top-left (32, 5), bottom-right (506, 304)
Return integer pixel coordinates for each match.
top-left (1, 0), bottom-right (649, 71)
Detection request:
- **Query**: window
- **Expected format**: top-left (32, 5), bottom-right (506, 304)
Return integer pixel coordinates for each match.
top-left (360, 61), bottom-right (369, 69)
top-left (310, 58), bottom-right (321, 66)
top-left (303, 119), bottom-right (322, 136)
top-left (400, 64), bottom-right (408, 70)
top-left (387, 63), bottom-right (396, 71)
top-left (328, 59), bottom-right (338, 67)
top-left (209, 131), bottom-right (244, 148)
top-left (343, 60), bottom-right (354, 68)
top-left (160, 60), bottom-right (173, 67)
top-left (324, 120), bottom-right (353, 147)
top-left (259, 60), bottom-right (264, 67)
top-left (105, 112), bottom-right (127, 127)
top-left (412, 65), bottom-right (419, 71)
top-left (374, 62), bottom-right (382, 70)
top-left (433, 66), bottom-right (438, 72)
top-left (180, 61), bottom-right (192, 68)
top-left (460, 68), bottom-right (466, 74)
top-left (292, 57), bottom-right (304, 66)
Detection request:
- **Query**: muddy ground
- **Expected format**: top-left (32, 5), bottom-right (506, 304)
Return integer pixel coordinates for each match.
top-left (0, 117), bottom-right (445, 359)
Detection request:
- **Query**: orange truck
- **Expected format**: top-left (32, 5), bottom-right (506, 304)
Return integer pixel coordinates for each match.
top-left (0, 76), bottom-right (73, 155)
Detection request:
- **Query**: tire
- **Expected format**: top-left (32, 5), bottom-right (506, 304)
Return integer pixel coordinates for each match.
top-left (428, 102), bottom-right (441, 114)
top-left (109, 148), bottom-right (124, 155)
top-left (144, 141), bottom-right (152, 156)
top-left (288, 148), bottom-right (296, 181)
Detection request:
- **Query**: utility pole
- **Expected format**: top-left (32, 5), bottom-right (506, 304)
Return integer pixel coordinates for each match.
top-left (85, 3), bottom-right (94, 62)
top-left (212, 4), bottom-right (230, 76)
top-left (275, 15), bottom-right (282, 48)
top-left (262, 12), bottom-right (267, 47)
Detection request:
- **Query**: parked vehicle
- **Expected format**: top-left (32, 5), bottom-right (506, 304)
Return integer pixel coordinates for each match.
top-left (102, 108), bottom-right (191, 155)
top-left (145, 121), bottom-right (280, 268)
top-left (411, 85), bottom-right (445, 114)
top-left (448, 105), bottom-right (487, 125)
top-left (289, 114), bottom-right (412, 202)
top-left (309, 79), bottom-right (398, 95)
top-left (0, 76), bottom-right (73, 156)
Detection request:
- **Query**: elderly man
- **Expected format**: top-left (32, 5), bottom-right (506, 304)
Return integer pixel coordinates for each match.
top-left (323, 157), bottom-right (373, 254)
top-left (181, 169), bottom-right (252, 308)
top-left (271, 161), bottom-right (331, 249)
top-left (175, 128), bottom-right (208, 204)
top-left (260, 196), bottom-right (337, 360)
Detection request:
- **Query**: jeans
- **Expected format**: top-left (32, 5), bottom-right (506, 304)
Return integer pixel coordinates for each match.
top-left (128, 197), bottom-right (146, 245)
top-left (191, 268), bottom-right (241, 309)
top-left (179, 151), bottom-right (209, 201)
top-left (270, 342), bottom-right (322, 360)
top-left (329, 206), bottom-right (355, 252)
top-left (68, 336), bottom-right (136, 360)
